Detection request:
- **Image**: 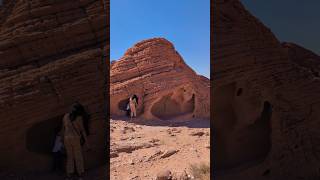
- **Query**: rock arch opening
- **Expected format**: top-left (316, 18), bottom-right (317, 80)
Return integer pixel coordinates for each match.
top-left (151, 92), bottom-right (195, 120)
top-left (183, 94), bottom-right (195, 113)
top-left (118, 98), bottom-right (129, 111)
top-left (117, 95), bottom-right (140, 117)
top-left (26, 115), bottom-right (64, 155)
top-left (214, 82), bottom-right (272, 171)
top-left (243, 101), bottom-right (272, 165)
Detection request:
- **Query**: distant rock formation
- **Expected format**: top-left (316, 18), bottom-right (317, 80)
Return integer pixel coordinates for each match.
top-left (0, 0), bottom-right (107, 171)
top-left (110, 38), bottom-right (210, 120)
top-left (213, 0), bottom-right (320, 179)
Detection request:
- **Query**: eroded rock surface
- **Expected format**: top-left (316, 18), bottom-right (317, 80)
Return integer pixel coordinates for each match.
top-left (213, 0), bottom-right (320, 179)
top-left (110, 38), bottom-right (210, 120)
top-left (0, 0), bottom-right (108, 172)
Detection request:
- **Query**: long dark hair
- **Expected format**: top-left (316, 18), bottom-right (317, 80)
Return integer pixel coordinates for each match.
top-left (69, 102), bottom-right (90, 135)
top-left (132, 94), bottom-right (139, 104)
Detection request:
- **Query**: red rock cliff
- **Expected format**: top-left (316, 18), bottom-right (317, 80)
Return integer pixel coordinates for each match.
top-left (213, 0), bottom-right (320, 179)
top-left (0, 0), bottom-right (108, 172)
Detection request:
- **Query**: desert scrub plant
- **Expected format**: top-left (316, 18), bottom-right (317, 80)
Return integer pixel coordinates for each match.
top-left (190, 162), bottom-right (210, 180)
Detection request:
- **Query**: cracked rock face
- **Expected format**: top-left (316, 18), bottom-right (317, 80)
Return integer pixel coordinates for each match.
top-left (213, 0), bottom-right (320, 179)
top-left (0, 0), bottom-right (107, 171)
top-left (110, 38), bottom-right (210, 120)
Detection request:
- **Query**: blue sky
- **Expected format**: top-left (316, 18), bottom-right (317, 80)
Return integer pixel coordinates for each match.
top-left (241, 0), bottom-right (320, 55)
top-left (111, 0), bottom-right (210, 78)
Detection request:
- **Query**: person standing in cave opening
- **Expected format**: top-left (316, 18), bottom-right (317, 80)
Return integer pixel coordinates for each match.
top-left (129, 95), bottom-right (138, 120)
top-left (61, 102), bottom-right (91, 180)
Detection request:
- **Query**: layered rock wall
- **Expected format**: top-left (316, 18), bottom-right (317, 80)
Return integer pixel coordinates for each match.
top-left (213, 0), bottom-right (320, 179)
top-left (0, 0), bottom-right (108, 172)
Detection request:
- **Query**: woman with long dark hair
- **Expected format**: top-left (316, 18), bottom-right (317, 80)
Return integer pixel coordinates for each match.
top-left (61, 102), bottom-right (90, 180)
top-left (129, 95), bottom-right (138, 120)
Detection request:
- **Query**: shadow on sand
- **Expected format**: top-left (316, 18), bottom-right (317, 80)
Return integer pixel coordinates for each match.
top-left (110, 116), bottom-right (210, 128)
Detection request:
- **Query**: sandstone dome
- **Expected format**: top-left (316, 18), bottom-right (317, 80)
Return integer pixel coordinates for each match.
top-left (110, 38), bottom-right (210, 120)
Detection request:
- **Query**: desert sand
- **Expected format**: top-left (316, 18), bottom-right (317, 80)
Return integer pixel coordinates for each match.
top-left (110, 118), bottom-right (210, 180)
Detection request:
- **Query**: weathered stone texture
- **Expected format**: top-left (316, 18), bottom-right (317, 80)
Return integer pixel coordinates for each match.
top-left (0, 0), bottom-right (108, 172)
top-left (110, 38), bottom-right (210, 120)
top-left (213, 0), bottom-right (320, 179)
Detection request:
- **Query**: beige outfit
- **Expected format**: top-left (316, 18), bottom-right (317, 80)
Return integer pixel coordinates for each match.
top-left (129, 98), bottom-right (137, 118)
top-left (62, 113), bottom-right (85, 175)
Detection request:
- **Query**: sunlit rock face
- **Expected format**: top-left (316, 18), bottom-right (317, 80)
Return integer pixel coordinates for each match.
top-left (110, 38), bottom-right (210, 120)
top-left (213, 0), bottom-right (320, 179)
top-left (0, 0), bottom-right (108, 171)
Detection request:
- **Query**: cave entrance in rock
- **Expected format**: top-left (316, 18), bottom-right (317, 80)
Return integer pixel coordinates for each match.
top-left (118, 98), bottom-right (129, 111)
top-left (248, 100), bottom-right (272, 163)
top-left (117, 94), bottom-right (139, 117)
top-left (215, 98), bottom-right (273, 171)
top-left (151, 93), bottom-right (195, 120)
top-left (26, 115), bottom-right (64, 155)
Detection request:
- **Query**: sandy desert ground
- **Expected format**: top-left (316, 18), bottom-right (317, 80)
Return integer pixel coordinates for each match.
top-left (110, 117), bottom-right (210, 180)
top-left (0, 166), bottom-right (107, 180)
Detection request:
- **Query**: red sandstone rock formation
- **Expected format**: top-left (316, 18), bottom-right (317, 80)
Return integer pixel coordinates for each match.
top-left (283, 42), bottom-right (320, 77)
top-left (110, 38), bottom-right (210, 120)
top-left (0, 0), bottom-right (107, 172)
top-left (213, 0), bottom-right (320, 179)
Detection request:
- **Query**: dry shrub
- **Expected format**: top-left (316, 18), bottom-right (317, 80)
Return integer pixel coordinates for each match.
top-left (190, 163), bottom-right (210, 180)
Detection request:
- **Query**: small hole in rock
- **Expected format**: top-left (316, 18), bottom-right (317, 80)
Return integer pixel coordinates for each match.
top-left (262, 169), bottom-right (270, 176)
top-left (236, 88), bottom-right (243, 96)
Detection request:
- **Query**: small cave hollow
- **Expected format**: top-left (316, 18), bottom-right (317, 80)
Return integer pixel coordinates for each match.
top-left (236, 88), bottom-right (243, 96)
top-left (118, 98), bottom-right (129, 111)
top-left (245, 101), bottom-right (272, 164)
top-left (26, 114), bottom-right (64, 155)
top-left (215, 85), bottom-right (273, 171)
top-left (151, 92), bottom-right (195, 120)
